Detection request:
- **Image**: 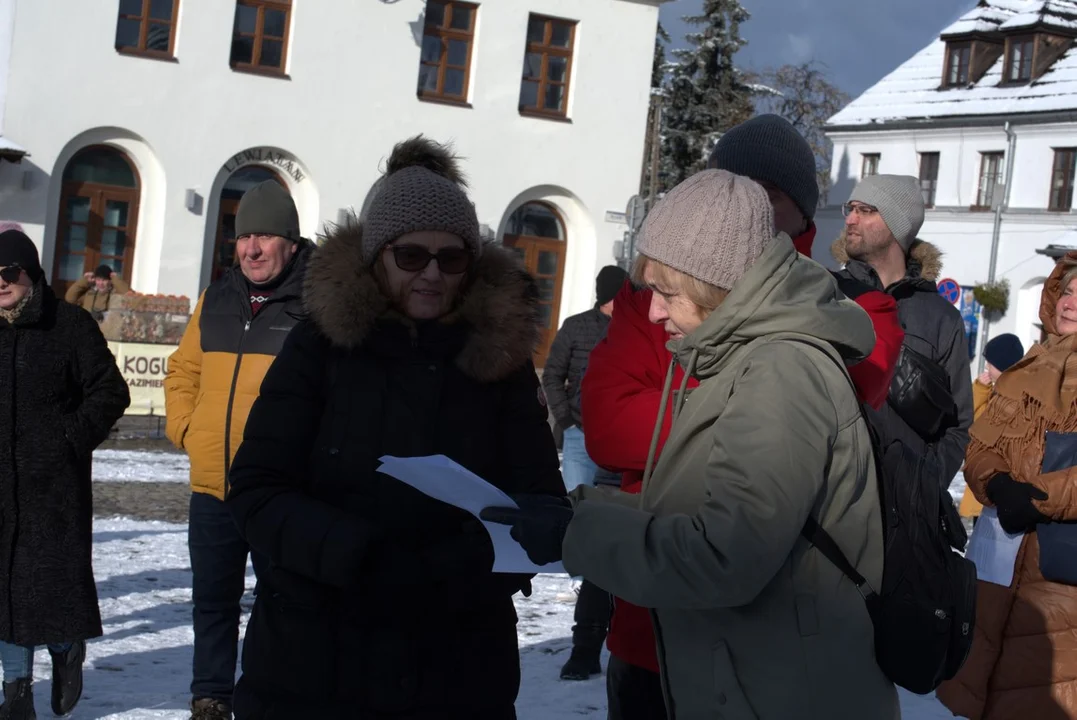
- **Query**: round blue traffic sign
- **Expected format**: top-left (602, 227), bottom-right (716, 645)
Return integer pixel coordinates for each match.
top-left (937, 278), bottom-right (960, 305)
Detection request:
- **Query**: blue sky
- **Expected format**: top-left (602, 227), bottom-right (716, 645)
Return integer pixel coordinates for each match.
top-left (658, 0), bottom-right (978, 97)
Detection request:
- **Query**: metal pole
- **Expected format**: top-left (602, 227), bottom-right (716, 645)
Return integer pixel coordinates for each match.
top-left (977, 121), bottom-right (1017, 372)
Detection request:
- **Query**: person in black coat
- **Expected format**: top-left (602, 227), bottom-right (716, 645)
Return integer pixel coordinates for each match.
top-left (0, 230), bottom-right (130, 719)
top-left (226, 137), bottom-right (566, 719)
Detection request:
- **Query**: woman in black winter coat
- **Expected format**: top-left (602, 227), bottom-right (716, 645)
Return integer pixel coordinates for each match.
top-left (0, 230), bottom-right (130, 719)
top-left (226, 137), bottom-right (566, 719)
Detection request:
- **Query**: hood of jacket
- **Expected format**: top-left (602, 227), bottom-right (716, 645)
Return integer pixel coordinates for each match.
top-left (673, 233), bottom-right (876, 380)
top-left (831, 229), bottom-right (943, 283)
top-left (1039, 251), bottom-right (1077, 338)
top-left (303, 221), bottom-right (540, 383)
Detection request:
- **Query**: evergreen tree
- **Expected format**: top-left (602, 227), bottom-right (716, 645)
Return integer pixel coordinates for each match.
top-left (662, 0), bottom-right (754, 188)
top-left (639, 23), bottom-right (671, 205)
top-left (651, 22), bottom-right (670, 89)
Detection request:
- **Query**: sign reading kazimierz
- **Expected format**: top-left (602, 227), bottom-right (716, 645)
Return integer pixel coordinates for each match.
top-left (107, 341), bottom-right (176, 416)
top-left (222, 148), bottom-right (306, 183)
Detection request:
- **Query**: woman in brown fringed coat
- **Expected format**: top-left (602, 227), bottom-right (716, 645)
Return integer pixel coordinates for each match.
top-left (937, 253), bottom-right (1077, 720)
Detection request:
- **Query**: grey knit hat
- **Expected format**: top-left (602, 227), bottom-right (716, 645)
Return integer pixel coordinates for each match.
top-left (708, 114), bottom-right (819, 221)
top-left (235, 180), bottom-right (301, 241)
top-left (849, 174), bottom-right (925, 253)
top-left (637, 170), bottom-right (775, 291)
top-left (363, 136), bottom-right (481, 265)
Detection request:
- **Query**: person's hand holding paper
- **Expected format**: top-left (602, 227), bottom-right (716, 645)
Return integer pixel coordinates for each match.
top-left (376, 455), bottom-right (567, 574)
top-left (481, 495), bottom-right (573, 567)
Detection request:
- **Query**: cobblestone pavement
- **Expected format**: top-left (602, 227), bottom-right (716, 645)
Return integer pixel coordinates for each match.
top-left (94, 480), bottom-right (190, 523)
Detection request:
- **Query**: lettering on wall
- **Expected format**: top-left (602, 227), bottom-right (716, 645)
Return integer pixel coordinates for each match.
top-left (122, 354), bottom-right (167, 388)
top-left (222, 148), bottom-right (306, 183)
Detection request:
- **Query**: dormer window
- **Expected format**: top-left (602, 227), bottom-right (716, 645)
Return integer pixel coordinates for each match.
top-left (946, 43), bottom-right (971, 86)
top-left (939, 37), bottom-right (1002, 88)
top-left (1005, 36), bottom-right (1034, 82)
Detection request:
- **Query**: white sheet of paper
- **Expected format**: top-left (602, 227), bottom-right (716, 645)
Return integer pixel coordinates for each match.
top-left (377, 455), bottom-right (566, 574)
top-left (964, 506), bottom-right (1024, 586)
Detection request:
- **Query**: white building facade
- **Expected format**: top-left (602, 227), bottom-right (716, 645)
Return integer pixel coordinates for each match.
top-left (820, 0), bottom-right (1077, 359)
top-left (0, 0), bottom-right (665, 365)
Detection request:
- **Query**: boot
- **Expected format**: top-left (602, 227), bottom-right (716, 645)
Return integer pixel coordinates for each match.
top-left (190, 697), bottom-right (233, 720)
top-left (0, 678), bottom-right (36, 720)
top-left (559, 645), bottom-right (602, 681)
top-left (48, 640), bottom-right (85, 716)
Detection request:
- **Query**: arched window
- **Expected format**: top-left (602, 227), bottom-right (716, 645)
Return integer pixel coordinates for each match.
top-left (503, 201), bottom-right (566, 367)
top-left (53, 146), bottom-right (140, 297)
top-left (212, 166), bottom-right (288, 281)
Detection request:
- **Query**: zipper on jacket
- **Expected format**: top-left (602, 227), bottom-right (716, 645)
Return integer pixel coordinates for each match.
top-left (222, 319), bottom-right (251, 497)
top-left (220, 263), bottom-right (305, 497)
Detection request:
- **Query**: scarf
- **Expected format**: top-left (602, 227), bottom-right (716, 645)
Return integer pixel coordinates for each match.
top-left (0, 287), bottom-right (34, 325)
top-left (973, 253), bottom-right (1077, 460)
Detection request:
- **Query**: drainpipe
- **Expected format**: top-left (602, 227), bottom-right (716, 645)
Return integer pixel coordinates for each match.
top-left (977, 121), bottom-right (1018, 373)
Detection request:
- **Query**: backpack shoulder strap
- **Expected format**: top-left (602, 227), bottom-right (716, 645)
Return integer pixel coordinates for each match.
top-left (770, 333), bottom-right (879, 599)
top-left (802, 516), bottom-right (873, 597)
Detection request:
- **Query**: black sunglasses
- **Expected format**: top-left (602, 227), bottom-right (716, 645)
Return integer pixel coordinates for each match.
top-left (387, 245), bottom-right (471, 274)
top-left (0, 266), bottom-right (23, 284)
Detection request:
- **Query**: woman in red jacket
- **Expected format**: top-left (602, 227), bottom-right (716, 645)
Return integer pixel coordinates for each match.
top-left (581, 115), bottom-right (904, 720)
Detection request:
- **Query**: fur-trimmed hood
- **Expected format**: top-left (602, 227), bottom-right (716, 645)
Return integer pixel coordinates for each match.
top-left (830, 229), bottom-right (943, 282)
top-left (303, 220), bottom-right (541, 383)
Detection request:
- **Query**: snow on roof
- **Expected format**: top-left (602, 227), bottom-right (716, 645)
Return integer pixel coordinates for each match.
top-left (0, 137), bottom-right (25, 154)
top-left (1000, 0), bottom-right (1077, 31)
top-left (941, 1), bottom-right (1021, 36)
top-left (829, 0), bottom-right (1077, 127)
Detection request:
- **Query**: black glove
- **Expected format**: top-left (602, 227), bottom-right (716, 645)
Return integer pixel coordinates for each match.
top-left (481, 495), bottom-right (572, 567)
top-left (986, 472), bottom-right (1049, 534)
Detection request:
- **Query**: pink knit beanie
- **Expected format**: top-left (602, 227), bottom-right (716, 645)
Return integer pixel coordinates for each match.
top-left (637, 169), bottom-right (775, 291)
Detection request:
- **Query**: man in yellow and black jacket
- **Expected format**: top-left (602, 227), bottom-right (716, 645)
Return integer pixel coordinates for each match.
top-left (165, 180), bottom-right (312, 720)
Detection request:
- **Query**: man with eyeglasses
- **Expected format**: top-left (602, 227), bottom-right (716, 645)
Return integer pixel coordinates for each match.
top-left (836, 174), bottom-right (973, 490)
top-left (165, 180), bottom-right (313, 720)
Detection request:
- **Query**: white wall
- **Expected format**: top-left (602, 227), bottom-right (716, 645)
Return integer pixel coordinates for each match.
top-left (0, 0), bottom-right (14, 136)
top-left (824, 122), bottom-right (1077, 357)
top-left (0, 0), bottom-right (659, 321)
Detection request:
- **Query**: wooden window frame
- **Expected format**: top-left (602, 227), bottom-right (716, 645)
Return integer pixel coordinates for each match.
top-left (974, 151), bottom-right (1004, 210)
top-left (944, 42), bottom-right (971, 87)
top-left (502, 201), bottom-right (567, 367)
top-left (919, 152), bottom-right (940, 208)
top-left (519, 14), bottom-right (577, 120)
top-left (417, 1), bottom-right (477, 106)
top-left (230, 0), bottom-right (291, 76)
top-left (861, 153), bottom-right (880, 179)
top-left (1004, 36), bottom-right (1035, 83)
top-left (115, 0), bottom-right (180, 59)
top-left (53, 185), bottom-right (141, 298)
top-left (1049, 148), bottom-right (1076, 212)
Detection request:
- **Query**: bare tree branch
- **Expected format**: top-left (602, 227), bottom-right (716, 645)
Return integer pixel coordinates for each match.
top-left (751, 61), bottom-right (850, 206)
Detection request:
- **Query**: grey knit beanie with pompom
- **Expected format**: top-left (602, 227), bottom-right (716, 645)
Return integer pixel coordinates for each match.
top-left (362, 136), bottom-right (481, 265)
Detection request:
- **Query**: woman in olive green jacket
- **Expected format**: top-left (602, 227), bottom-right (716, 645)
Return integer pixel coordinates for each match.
top-left (485, 170), bottom-right (898, 720)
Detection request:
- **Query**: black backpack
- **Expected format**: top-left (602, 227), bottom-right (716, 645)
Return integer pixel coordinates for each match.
top-left (795, 338), bottom-right (977, 695)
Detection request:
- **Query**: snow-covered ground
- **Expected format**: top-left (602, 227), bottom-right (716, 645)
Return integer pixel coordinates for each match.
top-left (3, 517), bottom-right (961, 718)
top-left (93, 450), bottom-right (189, 483)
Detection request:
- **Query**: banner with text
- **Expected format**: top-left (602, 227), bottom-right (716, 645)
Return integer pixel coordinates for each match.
top-left (108, 341), bottom-right (177, 416)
